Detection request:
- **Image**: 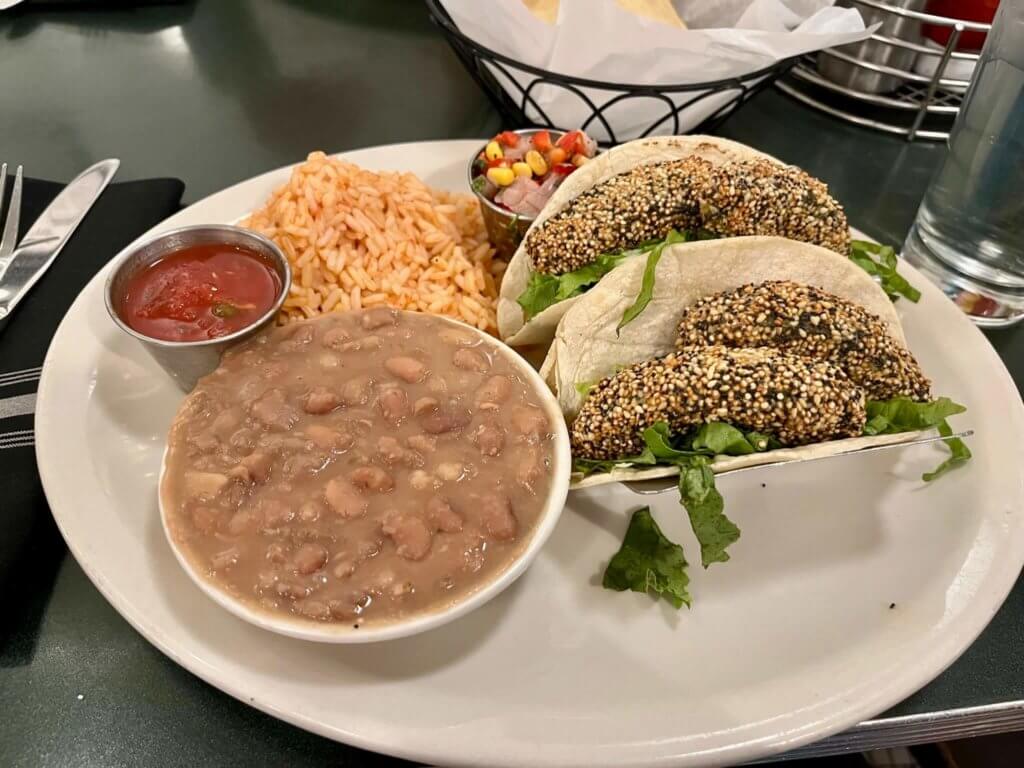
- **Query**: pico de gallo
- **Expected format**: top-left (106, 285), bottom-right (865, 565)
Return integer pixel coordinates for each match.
top-left (470, 129), bottom-right (599, 219)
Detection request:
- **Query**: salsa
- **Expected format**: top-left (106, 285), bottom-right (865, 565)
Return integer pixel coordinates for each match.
top-left (121, 243), bottom-right (282, 342)
top-left (470, 129), bottom-right (598, 219)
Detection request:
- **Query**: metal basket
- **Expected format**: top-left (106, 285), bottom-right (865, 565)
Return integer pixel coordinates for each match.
top-left (425, 0), bottom-right (797, 146)
top-left (776, 0), bottom-right (993, 141)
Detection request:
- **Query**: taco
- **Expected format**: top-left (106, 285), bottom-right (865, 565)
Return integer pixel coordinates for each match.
top-left (543, 236), bottom-right (970, 608)
top-left (497, 135), bottom-right (851, 347)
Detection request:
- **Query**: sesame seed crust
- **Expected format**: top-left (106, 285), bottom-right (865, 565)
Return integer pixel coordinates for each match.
top-left (675, 281), bottom-right (931, 401)
top-left (526, 158), bottom-right (850, 276)
top-left (571, 346), bottom-right (867, 460)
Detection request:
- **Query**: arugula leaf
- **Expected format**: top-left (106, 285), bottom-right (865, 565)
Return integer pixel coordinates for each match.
top-left (641, 422), bottom-right (700, 460)
top-left (922, 421), bottom-right (972, 482)
top-left (863, 396), bottom-right (966, 435)
top-left (617, 229), bottom-right (689, 333)
top-left (677, 457), bottom-right (739, 568)
top-left (602, 507), bottom-right (690, 608)
top-left (574, 381), bottom-right (594, 399)
top-left (863, 396), bottom-right (971, 481)
top-left (515, 272), bottom-right (561, 320)
top-left (693, 423), bottom-right (756, 455)
top-left (573, 447), bottom-right (657, 477)
top-left (517, 231), bottom-right (696, 321)
top-left (849, 240), bottom-right (922, 303)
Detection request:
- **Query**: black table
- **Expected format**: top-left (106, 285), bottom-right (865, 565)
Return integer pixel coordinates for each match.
top-left (1, 2), bottom-right (1021, 765)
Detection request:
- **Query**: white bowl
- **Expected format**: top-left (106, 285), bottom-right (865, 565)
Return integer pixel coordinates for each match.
top-left (159, 314), bottom-right (572, 644)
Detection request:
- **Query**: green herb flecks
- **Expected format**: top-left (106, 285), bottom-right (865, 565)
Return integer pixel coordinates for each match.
top-left (603, 507), bottom-right (691, 609)
top-left (863, 396), bottom-right (970, 481)
top-left (849, 240), bottom-right (921, 303)
top-left (211, 302), bottom-right (239, 318)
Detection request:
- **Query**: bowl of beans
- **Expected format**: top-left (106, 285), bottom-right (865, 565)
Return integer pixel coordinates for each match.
top-left (158, 308), bottom-right (571, 643)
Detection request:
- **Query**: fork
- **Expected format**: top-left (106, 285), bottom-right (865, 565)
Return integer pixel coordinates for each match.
top-left (0, 162), bottom-right (24, 282)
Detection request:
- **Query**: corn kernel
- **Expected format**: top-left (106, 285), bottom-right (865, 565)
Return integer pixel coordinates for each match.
top-left (486, 166), bottom-right (515, 186)
top-left (525, 150), bottom-right (548, 176)
top-left (485, 141), bottom-right (503, 161)
top-left (548, 147), bottom-right (567, 165)
top-left (512, 162), bottom-right (533, 178)
top-left (572, 153), bottom-right (589, 167)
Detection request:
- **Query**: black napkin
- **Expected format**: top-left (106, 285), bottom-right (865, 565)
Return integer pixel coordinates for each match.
top-left (0, 176), bottom-right (184, 593)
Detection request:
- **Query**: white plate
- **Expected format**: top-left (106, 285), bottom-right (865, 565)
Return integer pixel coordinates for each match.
top-left (36, 140), bottom-right (1024, 767)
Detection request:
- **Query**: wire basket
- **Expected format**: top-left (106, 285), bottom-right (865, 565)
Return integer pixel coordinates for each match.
top-left (425, 0), bottom-right (797, 146)
top-left (776, 0), bottom-right (993, 141)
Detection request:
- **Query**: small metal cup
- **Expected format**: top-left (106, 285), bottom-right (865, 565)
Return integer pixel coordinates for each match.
top-left (468, 128), bottom-right (566, 260)
top-left (104, 224), bottom-right (291, 392)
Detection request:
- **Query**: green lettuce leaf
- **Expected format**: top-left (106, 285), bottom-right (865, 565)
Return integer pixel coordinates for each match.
top-left (863, 396), bottom-right (970, 482)
top-left (922, 421), bottom-right (972, 482)
top-left (617, 229), bottom-right (689, 332)
top-left (677, 457), bottom-right (738, 568)
top-left (849, 240), bottom-right (921, 303)
top-left (863, 396), bottom-right (966, 435)
top-left (602, 507), bottom-right (690, 608)
top-left (572, 447), bottom-right (657, 477)
top-left (517, 231), bottom-right (697, 321)
top-left (690, 423), bottom-right (776, 455)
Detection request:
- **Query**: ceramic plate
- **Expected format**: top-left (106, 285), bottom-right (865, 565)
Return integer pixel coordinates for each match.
top-left (36, 141), bottom-right (1024, 767)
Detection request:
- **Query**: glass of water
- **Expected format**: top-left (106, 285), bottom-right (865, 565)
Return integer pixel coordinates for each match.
top-left (902, 1), bottom-right (1024, 327)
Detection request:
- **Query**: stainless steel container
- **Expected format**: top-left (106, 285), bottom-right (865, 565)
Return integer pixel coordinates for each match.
top-left (817, 0), bottom-right (929, 94)
top-left (104, 224), bottom-right (291, 392)
top-left (468, 128), bottom-right (567, 261)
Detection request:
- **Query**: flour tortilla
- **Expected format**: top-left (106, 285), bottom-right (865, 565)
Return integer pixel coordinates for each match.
top-left (542, 236), bottom-right (907, 419)
top-left (545, 234), bottom-right (923, 489)
top-left (497, 135), bottom-right (779, 346)
top-left (570, 431), bottom-right (924, 489)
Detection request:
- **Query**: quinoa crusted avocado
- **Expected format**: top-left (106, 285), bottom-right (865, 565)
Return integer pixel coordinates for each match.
top-left (524, 156), bottom-right (850, 278)
top-left (675, 281), bottom-right (932, 402)
top-left (570, 346), bottom-right (866, 462)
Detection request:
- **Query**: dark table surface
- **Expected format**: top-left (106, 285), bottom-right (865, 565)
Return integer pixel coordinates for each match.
top-left (1, 1), bottom-right (1022, 766)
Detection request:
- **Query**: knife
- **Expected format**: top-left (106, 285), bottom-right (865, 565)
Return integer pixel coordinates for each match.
top-left (0, 159), bottom-right (119, 327)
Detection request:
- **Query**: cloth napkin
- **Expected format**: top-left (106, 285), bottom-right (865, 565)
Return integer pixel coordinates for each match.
top-left (0, 176), bottom-right (184, 591)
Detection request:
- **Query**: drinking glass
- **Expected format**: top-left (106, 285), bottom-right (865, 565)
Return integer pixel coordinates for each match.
top-left (902, 0), bottom-right (1024, 327)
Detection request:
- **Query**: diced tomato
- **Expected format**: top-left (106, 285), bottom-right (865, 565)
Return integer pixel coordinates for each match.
top-left (551, 163), bottom-right (576, 176)
top-left (486, 157), bottom-right (508, 169)
top-left (531, 130), bottom-right (553, 153)
top-left (495, 131), bottom-right (520, 147)
top-left (556, 130), bottom-right (583, 155)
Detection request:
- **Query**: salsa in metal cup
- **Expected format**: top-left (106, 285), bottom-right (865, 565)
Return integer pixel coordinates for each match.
top-left (119, 242), bottom-right (283, 342)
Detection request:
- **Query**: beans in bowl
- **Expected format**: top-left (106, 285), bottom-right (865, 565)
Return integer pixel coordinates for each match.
top-left (161, 309), bottom-right (557, 627)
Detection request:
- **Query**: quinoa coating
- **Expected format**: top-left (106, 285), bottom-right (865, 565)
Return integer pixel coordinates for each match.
top-left (675, 281), bottom-right (931, 401)
top-left (525, 157), bottom-right (849, 276)
top-left (571, 347), bottom-right (866, 460)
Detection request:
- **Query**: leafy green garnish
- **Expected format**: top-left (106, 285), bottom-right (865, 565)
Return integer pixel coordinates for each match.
top-left (470, 175), bottom-right (487, 195)
top-left (863, 396), bottom-right (966, 436)
top-left (617, 229), bottom-right (689, 332)
top-left (603, 507), bottom-right (691, 609)
top-left (849, 240), bottom-right (921, 303)
top-left (677, 457), bottom-right (737, 568)
top-left (574, 381), bottom-right (594, 400)
top-left (573, 447), bottom-right (657, 477)
top-left (863, 396), bottom-right (970, 481)
top-left (516, 232), bottom-right (696, 321)
top-left (922, 421), bottom-right (972, 481)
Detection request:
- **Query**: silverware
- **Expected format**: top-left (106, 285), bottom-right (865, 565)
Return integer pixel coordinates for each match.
top-left (104, 224), bottom-right (291, 392)
top-left (0, 159), bottom-right (119, 329)
top-left (622, 429), bottom-right (975, 495)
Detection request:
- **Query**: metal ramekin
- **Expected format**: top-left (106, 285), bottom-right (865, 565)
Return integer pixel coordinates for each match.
top-left (104, 224), bottom-right (291, 392)
top-left (468, 128), bottom-right (567, 260)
